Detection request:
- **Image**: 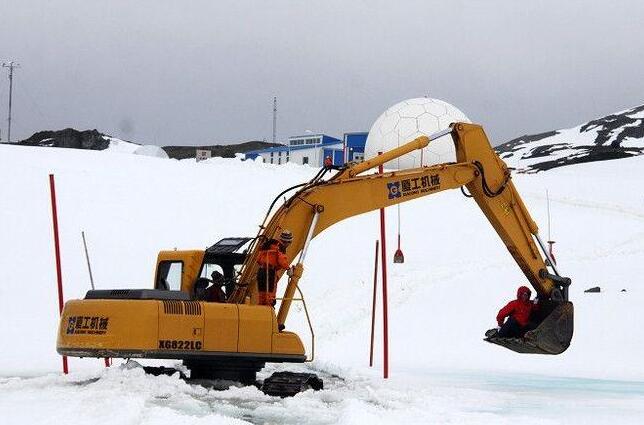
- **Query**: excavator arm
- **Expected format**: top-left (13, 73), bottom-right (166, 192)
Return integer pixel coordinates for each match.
top-left (233, 123), bottom-right (573, 355)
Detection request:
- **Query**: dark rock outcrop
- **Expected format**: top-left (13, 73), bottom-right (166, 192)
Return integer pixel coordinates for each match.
top-left (162, 141), bottom-right (281, 160)
top-left (17, 128), bottom-right (113, 150)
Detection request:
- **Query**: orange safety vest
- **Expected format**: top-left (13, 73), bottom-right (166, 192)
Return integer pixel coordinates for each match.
top-left (256, 241), bottom-right (289, 306)
top-left (256, 241), bottom-right (289, 271)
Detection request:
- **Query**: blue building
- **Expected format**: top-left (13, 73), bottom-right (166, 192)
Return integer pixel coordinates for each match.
top-left (342, 132), bottom-right (368, 163)
top-left (245, 132), bottom-right (368, 167)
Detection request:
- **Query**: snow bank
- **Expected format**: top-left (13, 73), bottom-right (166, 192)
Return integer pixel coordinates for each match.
top-left (133, 144), bottom-right (170, 158)
top-left (103, 136), bottom-right (141, 154)
top-left (0, 142), bottom-right (643, 422)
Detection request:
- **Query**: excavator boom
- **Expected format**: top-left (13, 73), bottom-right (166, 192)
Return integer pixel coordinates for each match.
top-left (233, 123), bottom-right (573, 354)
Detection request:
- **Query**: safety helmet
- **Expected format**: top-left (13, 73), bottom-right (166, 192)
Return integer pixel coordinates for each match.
top-left (279, 229), bottom-right (293, 243)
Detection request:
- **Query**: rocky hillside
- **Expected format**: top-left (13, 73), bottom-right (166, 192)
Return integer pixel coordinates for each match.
top-left (496, 104), bottom-right (644, 173)
top-left (6, 128), bottom-right (280, 159)
top-left (162, 141), bottom-right (281, 160)
top-left (17, 128), bottom-right (115, 150)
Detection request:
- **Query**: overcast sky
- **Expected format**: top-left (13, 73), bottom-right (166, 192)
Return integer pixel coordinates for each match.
top-left (1, 0), bottom-right (643, 146)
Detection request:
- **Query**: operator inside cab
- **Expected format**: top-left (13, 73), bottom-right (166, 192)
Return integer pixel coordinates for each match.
top-left (256, 230), bottom-right (294, 306)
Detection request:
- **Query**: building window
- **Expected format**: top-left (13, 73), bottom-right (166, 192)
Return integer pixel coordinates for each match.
top-left (303, 156), bottom-right (309, 165)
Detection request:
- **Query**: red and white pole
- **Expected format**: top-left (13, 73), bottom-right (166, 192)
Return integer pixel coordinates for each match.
top-left (378, 153), bottom-right (389, 379)
top-left (49, 174), bottom-right (69, 375)
top-left (369, 240), bottom-right (379, 367)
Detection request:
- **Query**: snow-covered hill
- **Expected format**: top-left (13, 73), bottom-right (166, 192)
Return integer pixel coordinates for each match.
top-left (1, 143), bottom-right (643, 424)
top-left (496, 104), bottom-right (644, 173)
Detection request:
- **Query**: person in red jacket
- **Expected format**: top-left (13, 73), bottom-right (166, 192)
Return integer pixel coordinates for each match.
top-left (496, 286), bottom-right (538, 338)
top-left (256, 230), bottom-right (293, 306)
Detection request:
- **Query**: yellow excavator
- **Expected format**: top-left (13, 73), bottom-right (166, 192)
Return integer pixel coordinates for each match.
top-left (57, 123), bottom-right (573, 396)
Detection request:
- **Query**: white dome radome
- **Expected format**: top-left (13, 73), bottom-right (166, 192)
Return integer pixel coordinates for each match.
top-left (364, 98), bottom-right (471, 169)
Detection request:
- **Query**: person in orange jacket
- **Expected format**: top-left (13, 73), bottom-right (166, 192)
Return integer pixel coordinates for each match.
top-left (256, 230), bottom-right (293, 306)
top-left (496, 286), bottom-right (539, 337)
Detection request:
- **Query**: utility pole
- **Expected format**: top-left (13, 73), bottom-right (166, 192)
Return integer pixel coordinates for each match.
top-left (2, 61), bottom-right (20, 143)
top-left (272, 96), bottom-right (277, 144)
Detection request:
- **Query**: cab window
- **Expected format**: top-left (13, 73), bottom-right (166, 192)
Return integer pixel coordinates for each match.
top-left (199, 263), bottom-right (224, 280)
top-left (156, 261), bottom-right (183, 291)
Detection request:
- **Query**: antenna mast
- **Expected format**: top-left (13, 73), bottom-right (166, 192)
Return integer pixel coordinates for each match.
top-left (272, 96), bottom-right (277, 144)
top-left (2, 61), bottom-right (20, 143)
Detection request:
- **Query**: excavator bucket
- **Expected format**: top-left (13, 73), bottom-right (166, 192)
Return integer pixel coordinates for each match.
top-left (484, 302), bottom-right (574, 355)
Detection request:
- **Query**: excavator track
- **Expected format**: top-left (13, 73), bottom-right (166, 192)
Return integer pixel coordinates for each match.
top-left (260, 371), bottom-right (324, 397)
top-left (139, 364), bottom-right (324, 397)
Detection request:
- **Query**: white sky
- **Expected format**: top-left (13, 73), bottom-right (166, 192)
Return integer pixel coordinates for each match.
top-left (1, 0), bottom-right (643, 145)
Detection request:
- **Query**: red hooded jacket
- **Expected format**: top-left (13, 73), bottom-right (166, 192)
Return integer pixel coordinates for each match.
top-left (496, 286), bottom-right (536, 327)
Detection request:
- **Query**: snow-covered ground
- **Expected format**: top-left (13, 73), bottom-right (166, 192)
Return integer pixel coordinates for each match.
top-left (103, 136), bottom-right (141, 153)
top-left (1, 143), bottom-right (643, 424)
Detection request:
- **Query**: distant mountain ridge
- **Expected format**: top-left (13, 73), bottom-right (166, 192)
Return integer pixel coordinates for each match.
top-left (6, 105), bottom-right (644, 170)
top-left (6, 128), bottom-right (281, 159)
top-left (496, 104), bottom-right (644, 173)
top-left (162, 142), bottom-right (281, 160)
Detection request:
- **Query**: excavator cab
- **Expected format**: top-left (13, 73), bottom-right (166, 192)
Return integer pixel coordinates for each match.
top-left (153, 237), bottom-right (252, 301)
top-left (196, 237), bottom-right (252, 301)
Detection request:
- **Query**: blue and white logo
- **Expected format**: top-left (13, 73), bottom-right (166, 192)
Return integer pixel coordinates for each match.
top-left (387, 182), bottom-right (401, 200)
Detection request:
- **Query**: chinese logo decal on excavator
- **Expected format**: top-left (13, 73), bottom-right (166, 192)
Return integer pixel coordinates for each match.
top-left (388, 175), bottom-right (441, 200)
top-left (66, 316), bottom-right (109, 335)
top-left (387, 182), bottom-right (401, 199)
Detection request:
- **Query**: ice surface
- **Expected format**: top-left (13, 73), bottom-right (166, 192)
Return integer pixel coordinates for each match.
top-left (1, 142), bottom-right (643, 424)
top-left (2, 366), bottom-right (643, 424)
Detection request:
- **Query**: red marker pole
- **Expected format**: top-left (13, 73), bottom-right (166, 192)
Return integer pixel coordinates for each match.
top-left (49, 174), bottom-right (68, 375)
top-left (369, 240), bottom-right (379, 367)
top-left (378, 153), bottom-right (389, 379)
